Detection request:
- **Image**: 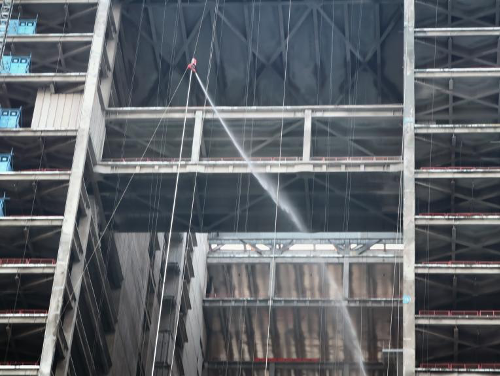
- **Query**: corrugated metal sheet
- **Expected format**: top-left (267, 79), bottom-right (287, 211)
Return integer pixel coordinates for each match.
top-left (31, 88), bottom-right (83, 130)
top-left (89, 94), bottom-right (106, 160)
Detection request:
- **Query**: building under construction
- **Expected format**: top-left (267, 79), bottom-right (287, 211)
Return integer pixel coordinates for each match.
top-left (0, 0), bottom-right (499, 375)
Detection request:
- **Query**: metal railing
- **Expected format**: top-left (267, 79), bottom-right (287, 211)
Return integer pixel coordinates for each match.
top-left (419, 310), bottom-right (500, 317)
top-left (419, 212), bottom-right (500, 217)
top-left (422, 261), bottom-right (500, 265)
top-left (0, 258), bottom-right (56, 265)
top-left (420, 363), bottom-right (500, 370)
top-left (0, 309), bottom-right (48, 314)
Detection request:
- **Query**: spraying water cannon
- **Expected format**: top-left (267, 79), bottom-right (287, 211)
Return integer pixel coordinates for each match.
top-left (187, 58), bottom-right (197, 72)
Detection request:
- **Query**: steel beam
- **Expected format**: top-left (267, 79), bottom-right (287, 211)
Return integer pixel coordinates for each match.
top-left (0, 366), bottom-right (38, 376)
top-left (206, 254), bottom-right (401, 264)
top-left (416, 169), bottom-right (500, 179)
top-left (15, 0), bottom-right (97, 3)
top-left (0, 313), bottom-right (47, 324)
top-left (0, 73), bottom-right (86, 84)
top-left (54, 211), bottom-right (91, 376)
top-left (415, 27), bottom-right (500, 37)
top-left (39, 0), bottom-right (110, 374)
top-left (0, 171), bottom-right (71, 181)
top-left (416, 371), bottom-right (494, 375)
top-left (106, 104), bottom-right (403, 121)
top-left (0, 264), bottom-right (56, 274)
top-left (0, 217), bottom-right (63, 227)
top-left (191, 111), bottom-right (203, 163)
top-left (137, 0), bottom-right (402, 4)
top-left (205, 361), bottom-right (386, 371)
top-left (0, 129), bottom-right (77, 137)
top-left (416, 316), bottom-right (500, 326)
top-left (416, 215), bottom-right (500, 225)
top-left (415, 68), bottom-right (500, 78)
top-left (6, 34), bottom-right (93, 44)
top-left (94, 159), bottom-right (403, 174)
top-left (415, 123), bottom-right (500, 133)
top-left (403, 0), bottom-right (416, 373)
top-left (415, 264), bottom-right (500, 274)
top-left (208, 231), bottom-right (402, 243)
top-left (203, 298), bottom-right (402, 308)
top-left (302, 109), bottom-right (312, 162)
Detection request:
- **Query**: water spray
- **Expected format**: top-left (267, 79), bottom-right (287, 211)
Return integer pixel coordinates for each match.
top-left (189, 58), bottom-right (307, 232)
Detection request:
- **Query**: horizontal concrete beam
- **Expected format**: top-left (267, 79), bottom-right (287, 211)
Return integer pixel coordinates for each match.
top-left (0, 264), bottom-right (56, 274)
top-left (415, 264), bottom-right (500, 274)
top-left (0, 216), bottom-right (64, 227)
top-left (415, 68), bottom-right (500, 78)
top-left (416, 215), bottom-right (500, 225)
top-left (0, 73), bottom-right (86, 85)
top-left (0, 171), bottom-right (71, 181)
top-left (0, 366), bottom-right (38, 376)
top-left (203, 298), bottom-right (401, 308)
top-left (106, 104), bottom-right (403, 121)
top-left (415, 123), bottom-right (500, 134)
top-left (416, 169), bottom-right (500, 179)
top-left (207, 254), bottom-right (401, 264)
top-left (415, 27), bottom-right (500, 37)
top-left (206, 361), bottom-right (386, 370)
top-left (416, 370), bottom-right (495, 375)
top-left (416, 316), bottom-right (500, 326)
top-left (0, 129), bottom-right (77, 137)
top-left (94, 159), bottom-right (403, 174)
top-left (142, 0), bottom-right (403, 5)
top-left (209, 231), bottom-right (402, 243)
top-left (0, 313), bottom-right (47, 324)
top-left (15, 0), bottom-right (97, 3)
top-left (6, 33), bottom-right (93, 44)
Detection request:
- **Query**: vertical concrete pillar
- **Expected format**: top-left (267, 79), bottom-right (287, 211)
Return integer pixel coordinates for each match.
top-left (343, 363), bottom-right (350, 375)
top-left (269, 259), bottom-right (276, 298)
top-left (303, 109), bottom-right (312, 161)
top-left (54, 209), bottom-right (91, 376)
top-left (402, 0), bottom-right (416, 373)
top-left (100, 3), bottom-right (122, 108)
top-left (453, 326), bottom-right (459, 362)
top-left (343, 258), bottom-right (349, 299)
top-left (269, 363), bottom-right (276, 376)
top-left (38, 1), bottom-right (111, 374)
top-left (191, 111), bottom-right (204, 162)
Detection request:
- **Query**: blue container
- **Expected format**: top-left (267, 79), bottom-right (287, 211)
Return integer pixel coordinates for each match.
top-left (0, 108), bottom-right (21, 128)
top-left (8, 19), bottom-right (37, 35)
top-left (0, 152), bottom-right (13, 172)
top-left (1, 56), bottom-right (30, 74)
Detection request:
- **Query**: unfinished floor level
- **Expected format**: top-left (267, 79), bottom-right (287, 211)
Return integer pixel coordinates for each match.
top-left (0, 0), bottom-right (498, 375)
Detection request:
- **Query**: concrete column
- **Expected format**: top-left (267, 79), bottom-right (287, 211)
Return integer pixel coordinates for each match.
top-left (343, 258), bottom-right (350, 299)
top-left (269, 363), bottom-right (276, 376)
top-left (343, 363), bottom-right (350, 376)
top-left (453, 326), bottom-right (459, 362)
top-left (268, 259), bottom-right (276, 298)
top-left (303, 109), bottom-right (312, 161)
top-left (39, 1), bottom-right (111, 374)
top-left (55, 210), bottom-right (91, 376)
top-left (402, 0), bottom-right (416, 373)
top-left (100, 3), bottom-right (122, 108)
top-left (451, 226), bottom-right (456, 261)
top-left (191, 111), bottom-right (204, 162)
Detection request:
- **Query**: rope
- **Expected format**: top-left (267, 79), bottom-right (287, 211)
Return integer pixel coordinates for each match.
top-left (151, 68), bottom-right (194, 374)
